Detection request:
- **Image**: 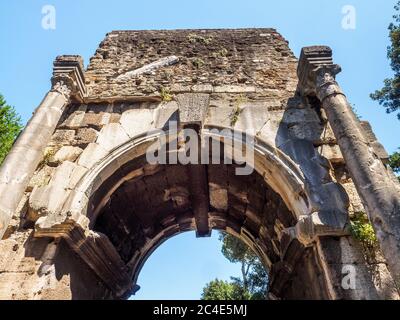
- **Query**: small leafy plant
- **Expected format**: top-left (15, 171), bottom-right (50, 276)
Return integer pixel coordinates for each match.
top-left (187, 33), bottom-right (213, 45)
top-left (350, 212), bottom-right (379, 262)
top-left (159, 87), bottom-right (173, 102)
top-left (192, 58), bottom-right (205, 69)
top-left (230, 95), bottom-right (247, 126)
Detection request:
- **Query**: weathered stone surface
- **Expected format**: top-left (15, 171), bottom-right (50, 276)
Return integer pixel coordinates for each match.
top-left (60, 106), bottom-right (87, 129)
top-left (73, 128), bottom-right (99, 147)
top-left (154, 101), bottom-right (178, 128)
top-left (27, 165), bottom-right (55, 191)
top-left (29, 162), bottom-right (81, 216)
top-left (298, 45), bottom-right (400, 290)
top-left (176, 93), bottom-right (210, 128)
top-left (50, 129), bottom-right (76, 146)
top-left (119, 108), bottom-right (154, 138)
top-left (83, 111), bottom-right (104, 130)
top-left (0, 29), bottom-right (398, 301)
top-left (96, 123), bottom-right (130, 151)
top-left (317, 144), bottom-right (344, 164)
top-left (50, 146), bottom-right (83, 165)
top-left (77, 143), bottom-right (108, 169)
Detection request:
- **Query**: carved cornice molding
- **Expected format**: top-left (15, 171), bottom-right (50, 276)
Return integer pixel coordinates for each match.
top-left (35, 218), bottom-right (132, 298)
top-left (297, 46), bottom-right (344, 101)
top-left (51, 55), bottom-right (87, 102)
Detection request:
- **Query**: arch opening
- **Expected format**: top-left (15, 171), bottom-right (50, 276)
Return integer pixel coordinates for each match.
top-left (47, 130), bottom-right (333, 299)
top-left (93, 161), bottom-right (294, 288)
top-left (132, 230), bottom-right (270, 300)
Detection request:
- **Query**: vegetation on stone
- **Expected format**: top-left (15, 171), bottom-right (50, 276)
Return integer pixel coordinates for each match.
top-left (350, 212), bottom-right (378, 250)
top-left (159, 87), bottom-right (173, 102)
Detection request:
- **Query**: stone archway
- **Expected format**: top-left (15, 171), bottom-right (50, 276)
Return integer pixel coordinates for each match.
top-left (25, 127), bottom-right (388, 300)
top-left (1, 29), bottom-right (399, 300)
top-left (33, 128), bottom-right (316, 298)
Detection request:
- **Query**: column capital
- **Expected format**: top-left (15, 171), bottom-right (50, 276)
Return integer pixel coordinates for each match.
top-left (51, 55), bottom-right (87, 102)
top-left (297, 46), bottom-right (344, 101)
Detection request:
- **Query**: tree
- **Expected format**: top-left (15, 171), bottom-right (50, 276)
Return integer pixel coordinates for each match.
top-left (201, 279), bottom-right (239, 300)
top-left (202, 233), bottom-right (268, 300)
top-left (370, 2), bottom-right (400, 178)
top-left (389, 150), bottom-right (400, 180)
top-left (0, 94), bottom-right (22, 164)
top-left (371, 1), bottom-right (400, 119)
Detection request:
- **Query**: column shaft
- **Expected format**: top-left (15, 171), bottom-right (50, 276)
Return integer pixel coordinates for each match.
top-left (321, 90), bottom-right (400, 285)
top-left (0, 90), bottom-right (68, 238)
top-left (298, 46), bottom-right (400, 287)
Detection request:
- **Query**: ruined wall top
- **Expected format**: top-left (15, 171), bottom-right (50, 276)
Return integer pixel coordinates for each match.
top-left (84, 29), bottom-right (298, 102)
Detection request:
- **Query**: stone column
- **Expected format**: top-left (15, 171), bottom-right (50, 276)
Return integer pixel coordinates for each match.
top-left (297, 46), bottom-right (400, 287)
top-left (0, 55), bottom-right (86, 239)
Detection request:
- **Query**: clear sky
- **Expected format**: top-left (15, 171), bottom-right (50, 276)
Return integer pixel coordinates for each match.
top-left (1, 0), bottom-right (399, 299)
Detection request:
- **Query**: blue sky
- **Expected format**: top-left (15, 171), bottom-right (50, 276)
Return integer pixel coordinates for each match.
top-left (1, 0), bottom-right (399, 299)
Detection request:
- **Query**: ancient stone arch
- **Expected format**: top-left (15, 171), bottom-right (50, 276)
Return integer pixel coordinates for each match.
top-left (0, 29), bottom-right (400, 300)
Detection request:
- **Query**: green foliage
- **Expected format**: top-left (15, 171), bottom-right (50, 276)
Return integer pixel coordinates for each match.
top-left (229, 95), bottom-right (246, 126)
top-left (202, 233), bottom-right (268, 300)
top-left (213, 47), bottom-right (228, 58)
top-left (201, 279), bottom-right (246, 300)
top-left (370, 1), bottom-right (400, 119)
top-left (187, 33), bottom-right (213, 45)
top-left (389, 150), bottom-right (400, 174)
top-left (0, 94), bottom-right (22, 165)
top-left (220, 232), bottom-right (256, 264)
top-left (159, 87), bottom-right (173, 102)
top-left (192, 58), bottom-right (205, 69)
top-left (350, 212), bottom-right (379, 253)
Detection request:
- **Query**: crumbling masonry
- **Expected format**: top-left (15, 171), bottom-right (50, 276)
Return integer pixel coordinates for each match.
top-left (1, 29), bottom-right (400, 299)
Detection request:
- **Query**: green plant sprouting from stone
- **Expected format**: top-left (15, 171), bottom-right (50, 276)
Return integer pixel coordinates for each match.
top-left (213, 47), bottom-right (228, 58)
top-left (187, 33), bottom-right (213, 45)
top-left (192, 58), bottom-right (205, 69)
top-left (350, 212), bottom-right (379, 262)
top-left (38, 149), bottom-right (55, 170)
top-left (159, 87), bottom-right (173, 102)
top-left (230, 95), bottom-right (247, 126)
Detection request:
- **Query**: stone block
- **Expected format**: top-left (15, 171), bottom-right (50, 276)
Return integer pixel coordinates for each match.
top-left (77, 143), bottom-right (108, 169)
top-left (50, 130), bottom-right (75, 146)
top-left (27, 166), bottom-right (55, 191)
top-left (60, 107), bottom-right (87, 129)
top-left (119, 108), bottom-right (154, 138)
top-left (73, 128), bottom-right (99, 147)
top-left (83, 112), bottom-right (104, 130)
top-left (176, 93), bottom-right (210, 128)
top-left (371, 141), bottom-right (389, 162)
top-left (50, 146), bottom-right (83, 165)
top-left (317, 144), bottom-right (344, 164)
top-left (29, 161), bottom-right (85, 219)
top-left (214, 85), bottom-right (256, 93)
top-left (360, 121), bottom-right (377, 142)
top-left (209, 183), bottom-right (228, 211)
top-left (96, 123), bottom-right (130, 151)
top-left (154, 101), bottom-right (178, 129)
top-left (341, 182), bottom-right (364, 214)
